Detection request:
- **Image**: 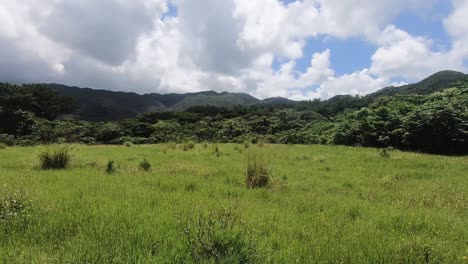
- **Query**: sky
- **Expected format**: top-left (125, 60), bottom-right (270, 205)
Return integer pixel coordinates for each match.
top-left (0, 0), bottom-right (467, 100)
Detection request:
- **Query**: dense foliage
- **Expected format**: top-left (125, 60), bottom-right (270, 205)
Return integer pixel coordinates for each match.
top-left (1, 81), bottom-right (467, 155)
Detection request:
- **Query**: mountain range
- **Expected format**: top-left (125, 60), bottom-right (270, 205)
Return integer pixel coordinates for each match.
top-left (46, 70), bottom-right (466, 121)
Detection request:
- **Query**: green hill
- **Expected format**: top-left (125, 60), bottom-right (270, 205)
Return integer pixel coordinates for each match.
top-left (368, 70), bottom-right (467, 98)
top-left (46, 70), bottom-right (466, 121)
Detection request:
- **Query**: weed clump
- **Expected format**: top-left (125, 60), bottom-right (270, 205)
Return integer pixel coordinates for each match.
top-left (246, 153), bottom-right (272, 189)
top-left (39, 146), bottom-right (72, 170)
top-left (214, 144), bottom-right (222, 157)
top-left (1, 189), bottom-right (33, 228)
top-left (379, 148), bottom-right (391, 158)
top-left (139, 159), bottom-right (152, 172)
top-left (106, 161), bottom-right (116, 174)
top-left (182, 141), bottom-right (196, 151)
top-left (234, 144), bottom-right (243, 153)
top-left (244, 141), bottom-right (250, 149)
top-left (0, 143), bottom-right (6, 149)
top-left (183, 207), bottom-right (258, 263)
top-left (124, 141), bottom-right (133, 147)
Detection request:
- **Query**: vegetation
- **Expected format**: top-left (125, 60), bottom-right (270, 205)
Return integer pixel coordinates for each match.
top-left (38, 146), bottom-right (72, 170)
top-left (0, 144), bottom-right (466, 262)
top-left (139, 159), bottom-right (152, 172)
top-left (106, 160), bottom-right (116, 174)
top-left (245, 153), bottom-right (272, 189)
top-left (1, 72), bottom-right (467, 155)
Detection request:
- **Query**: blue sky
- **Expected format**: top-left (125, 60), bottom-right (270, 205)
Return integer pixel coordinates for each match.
top-left (0, 0), bottom-right (467, 99)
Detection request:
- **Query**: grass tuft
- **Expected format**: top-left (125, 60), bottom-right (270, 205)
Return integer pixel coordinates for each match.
top-left (39, 146), bottom-right (72, 170)
top-left (106, 160), bottom-right (116, 174)
top-left (246, 152), bottom-right (272, 189)
top-left (139, 159), bottom-right (152, 172)
top-left (183, 207), bottom-right (259, 263)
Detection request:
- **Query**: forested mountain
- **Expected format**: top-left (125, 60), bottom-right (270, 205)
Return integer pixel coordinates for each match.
top-left (48, 84), bottom-right (263, 121)
top-left (368, 70), bottom-right (467, 98)
top-left (45, 70), bottom-right (467, 121)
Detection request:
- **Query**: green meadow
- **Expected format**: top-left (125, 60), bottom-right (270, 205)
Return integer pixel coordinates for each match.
top-left (0, 144), bottom-right (467, 263)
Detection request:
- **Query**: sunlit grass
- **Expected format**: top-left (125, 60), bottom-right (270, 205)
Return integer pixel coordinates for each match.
top-left (0, 144), bottom-right (467, 263)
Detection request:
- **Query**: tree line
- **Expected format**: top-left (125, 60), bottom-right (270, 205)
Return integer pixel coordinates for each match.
top-left (1, 82), bottom-right (467, 155)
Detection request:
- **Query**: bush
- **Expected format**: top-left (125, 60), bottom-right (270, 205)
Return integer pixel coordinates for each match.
top-left (80, 137), bottom-right (96, 145)
top-left (124, 141), bottom-right (133, 147)
top-left (106, 161), bottom-right (116, 174)
top-left (246, 153), bottom-right (272, 189)
top-left (139, 159), bottom-right (151, 172)
top-left (39, 146), bottom-right (72, 170)
top-left (183, 207), bottom-right (258, 263)
top-left (0, 143), bottom-right (6, 150)
top-left (1, 189), bottom-right (33, 228)
top-left (0, 134), bottom-right (15, 146)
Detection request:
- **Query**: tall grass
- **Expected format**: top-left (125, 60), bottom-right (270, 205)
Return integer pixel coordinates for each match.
top-left (246, 152), bottom-right (272, 189)
top-left (183, 207), bottom-right (258, 263)
top-left (38, 146), bottom-right (72, 170)
top-left (0, 144), bottom-right (467, 263)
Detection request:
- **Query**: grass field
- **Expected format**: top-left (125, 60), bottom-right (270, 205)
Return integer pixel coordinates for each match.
top-left (0, 144), bottom-right (467, 263)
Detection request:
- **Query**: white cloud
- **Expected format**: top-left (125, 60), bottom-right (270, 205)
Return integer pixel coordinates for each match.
top-left (291, 69), bottom-right (389, 100)
top-left (0, 0), bottom-right (467, 100)
top-left (370, 25), bottom-right (465, 80)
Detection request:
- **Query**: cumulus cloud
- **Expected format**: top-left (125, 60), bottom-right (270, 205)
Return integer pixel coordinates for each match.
top-left (370, 25), bottom-right (465, 79)
top-left (0, 0), bottom-right (467, 99)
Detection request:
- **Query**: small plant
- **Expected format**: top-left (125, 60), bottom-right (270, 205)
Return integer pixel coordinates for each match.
top-left (183, 207), bottom-right (258, 263)
top-left (167, 142), bottom-right (177, 150)
top-left (244, 141), bottom-right (250, 149)
top-left (246, 153), bottom-right (272, 189)
top-left (234, 144), bottom-right (243, 153)
top-left (106, 161), bottom-right (116, 174)
top-left (181, 141), bottom-right (195, 151)
top-left (124, 141), bottom-right (133, 147)
top-left (257, 140), bottom-right (265, 147)
top-left (1, 189), bottom-right (33, 228)
top-left (185, 183), bottom-right (197, 192)
top-left (0, 143), bottom-right (6, 150)
top-left (214, 144), bottom-right (222, 157)
top-left (39, 146), bottom-right (72, 170)
top-left (379, 148), bottom-right (391, 158)
top-left (139, 159), bottom-right (152, 172)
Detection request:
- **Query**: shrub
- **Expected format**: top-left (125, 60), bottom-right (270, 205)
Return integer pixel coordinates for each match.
top-left (106, 161), bottom-right (116, 174)
top-left (139, 159), bottom-right (151, 172)
top-left (1, 189), bottom-right (33, 228)
top-left (124, 141), bottom-right (133, 147)
top-left (39, 146), bottom-right (72, 170)
top-left (183, 207), bottom-right (258, 263)
top-left (246, 153), bottom-right (272, 189)
top-left (80, 137), bottom-right (96, 145)
top-left (0, 134), bottom-right (15, 146)
top-left (0, 143), bottom-right (6, 150)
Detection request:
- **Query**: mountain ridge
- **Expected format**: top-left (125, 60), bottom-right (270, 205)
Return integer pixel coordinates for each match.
top-left (31, 70), bottom-right (468, 121)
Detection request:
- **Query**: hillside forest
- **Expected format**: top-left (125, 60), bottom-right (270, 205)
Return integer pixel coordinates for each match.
top-left (0, 71), bottom-right (467, 155)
